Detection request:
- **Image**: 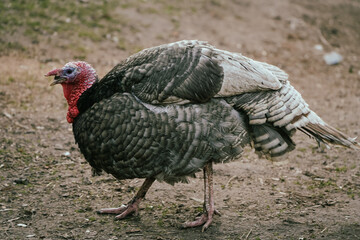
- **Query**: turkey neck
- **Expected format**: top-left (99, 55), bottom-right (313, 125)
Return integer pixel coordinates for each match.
top-left (62, 73), bottom-right (98, 123)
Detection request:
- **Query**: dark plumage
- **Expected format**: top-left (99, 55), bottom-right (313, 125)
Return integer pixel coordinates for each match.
top-left (46, 40), bottom-right (358, 231)
top-left (75, 94), bottom-right (249, 183)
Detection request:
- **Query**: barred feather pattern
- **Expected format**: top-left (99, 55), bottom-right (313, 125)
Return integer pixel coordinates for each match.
top-left (73, 93), bottom-right (249, 184)
top-left (226, 81), bottom-right (358, 157)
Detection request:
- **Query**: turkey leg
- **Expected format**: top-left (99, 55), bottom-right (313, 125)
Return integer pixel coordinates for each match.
top-left (183, 162), bottom-right (220, 231)
top-left (97, 177), bottom-right (155, 219)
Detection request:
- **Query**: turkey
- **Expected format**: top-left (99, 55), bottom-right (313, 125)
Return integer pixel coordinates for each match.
top-left (46, 40), bottom-right (358, 231)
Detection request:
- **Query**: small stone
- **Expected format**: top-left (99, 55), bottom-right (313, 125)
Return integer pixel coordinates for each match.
top-left (258, 178), bottom-right (264, 185)
top-left (62, 193), bottom-right (70, 198)
top-left (323, 51), bottom-right (343, 65)
top-left (62, 151), bottom-right (71, 157)
top-left (113, 36), bottom-right (119, 43)
top-left (17, 223), bottom-right (27, 227)
top-left (314, 44), bottom-right (323, 51)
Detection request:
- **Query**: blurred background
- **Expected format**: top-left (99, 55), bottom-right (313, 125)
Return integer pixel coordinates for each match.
top-left (1, 0), bottom-right (359, 66)
top-left (0, 0), bottom-right (359, 239)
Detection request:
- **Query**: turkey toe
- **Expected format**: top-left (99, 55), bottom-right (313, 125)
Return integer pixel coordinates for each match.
top-left (183, 214), bottom-right (208, 228)
top-left (97, 205), bottom-right (128, 215)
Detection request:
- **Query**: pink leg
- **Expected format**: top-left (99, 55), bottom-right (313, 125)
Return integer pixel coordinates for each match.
top-left (97, 177), bottom-right (155, 219)
top-left (183, 162), bottom-right (220, 231)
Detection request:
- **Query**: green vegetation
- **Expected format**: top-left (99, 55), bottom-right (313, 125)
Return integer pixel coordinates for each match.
top-left (0, 0), bottom-right (120, 34)
top-left (307, 179), bottom-right (336, 190)
top-left (335, 166), bottom-right (348, 173)
top-left (0, 0), bottom-right (214, 57)
top-left (0, 0), bottom-right (124, 56)
top-left (0, 0), bottom-right (223, 57)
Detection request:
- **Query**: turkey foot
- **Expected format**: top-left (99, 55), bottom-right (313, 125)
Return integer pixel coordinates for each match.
top-left (183, 162), bottom-right (219, 231)
top-left (97, 201), bottom-right (140, 219)
top-left (97, 177), bottom-right (155, 219)
top-left (183, 207), bottom-right (221, 231)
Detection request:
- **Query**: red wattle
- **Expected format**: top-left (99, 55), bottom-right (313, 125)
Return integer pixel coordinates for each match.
top-left (66, 113), bottom-right (74, 123)
top-left (61, 83), bottom-right (75, 101)
top-left (61, 82), bottom-right (89, 123)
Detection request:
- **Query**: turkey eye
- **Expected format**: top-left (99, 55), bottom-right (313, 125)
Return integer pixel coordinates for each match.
top-left (66, 69), bottom-right (73, 74)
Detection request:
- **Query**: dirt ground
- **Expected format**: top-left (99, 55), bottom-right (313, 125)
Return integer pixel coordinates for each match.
top-left (1, 0), bottom-right (359, 239)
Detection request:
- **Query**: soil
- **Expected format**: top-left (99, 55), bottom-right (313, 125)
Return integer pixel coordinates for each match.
top-left (1, 0), bottom-right (359, 239)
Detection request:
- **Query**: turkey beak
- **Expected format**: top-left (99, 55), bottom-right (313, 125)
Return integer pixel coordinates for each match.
top-left (45, 69), bottom-right (66, 86)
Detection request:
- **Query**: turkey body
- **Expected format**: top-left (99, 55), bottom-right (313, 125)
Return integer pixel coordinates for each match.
top-left (73, 93), bottom-right (249, 184)
top-left (48, 40), bottom-right (357, 231)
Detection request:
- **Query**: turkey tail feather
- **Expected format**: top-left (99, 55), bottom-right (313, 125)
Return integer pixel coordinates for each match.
top-left (300, 122), bottom-right (358, 149)
top-left (251, 124), bottom-right (296, 158)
